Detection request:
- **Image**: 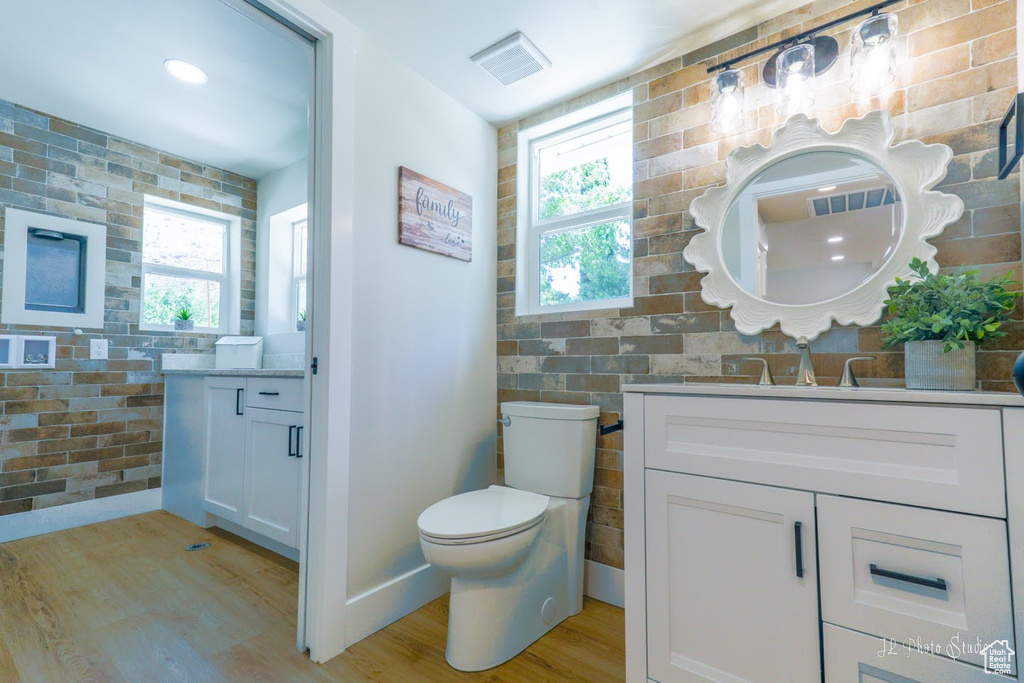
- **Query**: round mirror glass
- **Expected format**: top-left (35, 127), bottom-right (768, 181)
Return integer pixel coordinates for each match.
top-left (721, 151), bottom-right (903, 305)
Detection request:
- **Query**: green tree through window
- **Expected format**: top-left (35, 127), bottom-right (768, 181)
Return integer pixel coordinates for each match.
top-left (538, 159), bottom-right (632, 305)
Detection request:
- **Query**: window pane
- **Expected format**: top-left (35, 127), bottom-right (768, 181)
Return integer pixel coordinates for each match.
top-left (293, 220), bottom-right (308, 277)
top-left (142, 273), bottom-right (221, 328)
top-left (539, 220), bottom-right (631, 306)
top-left (26, 232), bottom-right (85, 312)
top-left (296, 278), bottom-right (307, 319)
top-left (143, 208), bottom-right (226, 273)
top-left (538, 120), bottom-right (632, 220)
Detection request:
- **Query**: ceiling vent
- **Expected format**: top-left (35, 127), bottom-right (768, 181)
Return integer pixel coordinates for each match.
top-left (809, 184), bottom-right (900, 217)
top-left (471, 32), bottom-right (551, 86)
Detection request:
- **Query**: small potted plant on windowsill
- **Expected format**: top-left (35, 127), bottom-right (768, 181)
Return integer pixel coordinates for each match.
top-left (296, 310), bottom-right (306, 332)
top-left (881, 258), bottom-right (1021, 391)
top-left (174, 308), bottom-right (195, 332)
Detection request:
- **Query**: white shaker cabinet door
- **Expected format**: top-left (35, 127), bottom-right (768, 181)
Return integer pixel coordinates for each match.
top-left (242, 407), bottom-right (303, 548)
top-left (202, 377), bottom-right (247, 524)
top-left (645, 471), bottom-right (820, 683)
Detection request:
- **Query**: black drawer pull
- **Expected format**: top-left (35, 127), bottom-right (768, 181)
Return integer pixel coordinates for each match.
top-left (794, 521), bottom-right (804, 578)
top-left (870, 564), bottom-right (947, 591)
top-left (259, 391), bottom-right (280, 396)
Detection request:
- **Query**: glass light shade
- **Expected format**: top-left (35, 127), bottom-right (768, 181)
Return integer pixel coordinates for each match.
top-left (850, 13), bottom-right (898, 94)
top-left (776, 44), bottom-right (815, 117)
top-left (711, 69), bottom-right (746, 135)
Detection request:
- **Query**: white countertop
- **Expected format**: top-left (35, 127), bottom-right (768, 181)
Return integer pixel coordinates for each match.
top-left (160, 353), bottom-right (303, 378)
top-left (622, 382), bottom-right (1024, 407)
top-left (162, 367), bottom-right (304, 378)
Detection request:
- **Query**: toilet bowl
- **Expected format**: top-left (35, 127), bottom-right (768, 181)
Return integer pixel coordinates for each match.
top-left (417, 401), bottom-right (599, 672)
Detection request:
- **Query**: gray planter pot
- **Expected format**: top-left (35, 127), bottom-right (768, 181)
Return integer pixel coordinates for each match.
top-left (174, 319), bottom-right (195, 331)
top-left (905, 340), bottom-right (976, 391)
top-left (296, 320), bottom-right (306, 332)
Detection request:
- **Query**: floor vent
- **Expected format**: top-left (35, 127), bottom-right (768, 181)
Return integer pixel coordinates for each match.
top-left (471, 32), bottom-right (551, 86)
top-left (185, 542), bottom-right (211, 552)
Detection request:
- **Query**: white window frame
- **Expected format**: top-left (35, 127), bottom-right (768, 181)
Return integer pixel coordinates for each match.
top-left (1, 208), bottom-right (107, 329)
top-left (292, 217), bottom-right (308, 323)
top-left (515, 92), bottom-right (634, 317)
top-left (140, 196), bottom-right (242, 334)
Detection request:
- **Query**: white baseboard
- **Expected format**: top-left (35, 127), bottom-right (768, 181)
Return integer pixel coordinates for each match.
top-left (210, 516), bottom-right (300, 562)
top-left (584, 559), bottom-right (625, 608)
top-left (344, 563), bottom-right (449, 647)
top-left (0, 488), bottom-right (162, 544)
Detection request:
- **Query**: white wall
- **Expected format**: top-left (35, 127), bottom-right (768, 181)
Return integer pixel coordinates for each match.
top-left (346, 37), bottom-right (497, 616)
top-left (256, 157), bottom-right (308, 336)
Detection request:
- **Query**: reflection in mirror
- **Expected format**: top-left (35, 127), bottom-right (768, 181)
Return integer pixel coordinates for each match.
top-left (722, 152), bottom-right (902, 305)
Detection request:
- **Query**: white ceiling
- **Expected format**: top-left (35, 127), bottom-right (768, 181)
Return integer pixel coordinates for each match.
top-left (0, 0), bottom-right (311, 179)
top-left (324, 0), bottom-right (809, 123)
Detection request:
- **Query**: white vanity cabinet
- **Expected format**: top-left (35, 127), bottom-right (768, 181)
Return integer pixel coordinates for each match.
top-left (203, 377), bottom-right (247, 523)
top-left (202, 376), bottom-right (305, 549)
top-left (624, 385), bottom-right (1024, 683)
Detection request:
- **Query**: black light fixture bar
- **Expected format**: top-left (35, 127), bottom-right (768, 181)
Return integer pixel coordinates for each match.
top-left (707, 0), bottom-right (901, 74)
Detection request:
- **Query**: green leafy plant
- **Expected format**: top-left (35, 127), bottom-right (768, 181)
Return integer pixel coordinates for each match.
top-left (175, 307), bottom-right (192, 321)
top-left (881, 258), bottom-right (1021, 352)
top-left (299, 310), bottom-right (306, 321)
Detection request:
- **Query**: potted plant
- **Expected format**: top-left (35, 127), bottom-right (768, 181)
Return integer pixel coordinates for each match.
top-left (297, 310), bottom-right (306, 332)
top-left (881, 258), bottom-right (1020, 391)
top-left (174, 308), bottom-right (195, 332)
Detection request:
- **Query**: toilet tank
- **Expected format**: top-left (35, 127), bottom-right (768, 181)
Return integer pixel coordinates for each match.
top-left (501, 401), bottom-right (599, 499)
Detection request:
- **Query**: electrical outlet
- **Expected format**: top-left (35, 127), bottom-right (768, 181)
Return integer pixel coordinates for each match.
top-left (89, 339), bottom-right (108, 360)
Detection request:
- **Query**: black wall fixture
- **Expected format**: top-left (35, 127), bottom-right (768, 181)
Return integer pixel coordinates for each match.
top-left (998, 93), bottom-right (1024, 180)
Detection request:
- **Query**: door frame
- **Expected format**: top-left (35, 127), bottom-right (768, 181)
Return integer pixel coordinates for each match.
top-left (220, 0), bottom-right (357, 663)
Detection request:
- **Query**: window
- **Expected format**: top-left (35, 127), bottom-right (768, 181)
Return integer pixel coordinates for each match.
top-left (516, 93), bottom-right (634, 315)
top-left (141, 198), bottom-right (241, 333)
top-left (293, 218), bottom-right (307, 323)
top-left (1, 208), bottom-right (106, 329)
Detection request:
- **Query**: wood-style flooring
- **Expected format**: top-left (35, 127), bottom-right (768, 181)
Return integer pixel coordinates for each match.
top-left (0, 510), bottom-right (625, 682)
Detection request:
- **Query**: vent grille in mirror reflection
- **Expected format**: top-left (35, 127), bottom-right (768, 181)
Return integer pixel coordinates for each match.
top-left (811, 184), bottom-right (900, 217)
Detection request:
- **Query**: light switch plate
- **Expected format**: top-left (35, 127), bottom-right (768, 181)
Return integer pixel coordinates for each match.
top-left (89, 338), bottom-right (108, 360)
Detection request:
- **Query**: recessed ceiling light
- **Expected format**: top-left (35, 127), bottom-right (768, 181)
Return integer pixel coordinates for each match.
top-left (164, 59), bottom-right (208, 84)
top-left (831, 255), bottom-right (845, 261)
top-left (828, 236), bottom-right (844, 243)
top-left (818, 185), bottom-right (838, 193)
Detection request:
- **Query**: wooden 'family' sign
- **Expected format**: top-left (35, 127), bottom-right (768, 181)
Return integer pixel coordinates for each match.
top-left (398, 167), bottom-right (472, 262)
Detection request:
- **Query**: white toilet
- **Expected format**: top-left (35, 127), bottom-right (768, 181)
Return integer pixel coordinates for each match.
top-left (417, 401), bottom-right (599, 672)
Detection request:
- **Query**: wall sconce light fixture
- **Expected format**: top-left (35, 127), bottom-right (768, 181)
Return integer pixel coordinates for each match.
top-left (850, 13), bottom-right (899, 94)
top-left (775, 44), bottom-right (817, 116)
top-left (711, 69), bottom-right (746, 134)
top-left (706, 0), bottom-right (900, 129)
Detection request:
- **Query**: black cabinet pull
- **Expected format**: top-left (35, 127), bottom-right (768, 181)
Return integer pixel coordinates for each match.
top-left (794, 521), bottom-right (804, 578)
top-left (288, 425), bottom-right (296, 457)
top-left (870, 564), bottom-right (947, 591)
top-left (259, 391), bottom-right (280, 396)
top-left (235, 388), bottom-right (243, 416)
top-left (296, 426), bottom-right (303, 458)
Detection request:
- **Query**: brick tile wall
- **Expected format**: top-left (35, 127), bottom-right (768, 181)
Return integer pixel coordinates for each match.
top-left (496, 0), bottom-right (1021, 571)
top-left (0, 98), bottom-right (256, 515)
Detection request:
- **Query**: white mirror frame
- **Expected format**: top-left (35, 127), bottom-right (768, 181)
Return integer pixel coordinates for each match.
top-left (684, 111), bottom-right (964, 342)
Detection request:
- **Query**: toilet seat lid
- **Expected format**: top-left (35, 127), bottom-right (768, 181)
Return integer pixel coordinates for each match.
top-left (417, 485), bottom-right (548, 541)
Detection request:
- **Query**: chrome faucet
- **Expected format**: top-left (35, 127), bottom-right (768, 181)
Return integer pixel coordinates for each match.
top-left (795, 338), bottom-right (817, 387)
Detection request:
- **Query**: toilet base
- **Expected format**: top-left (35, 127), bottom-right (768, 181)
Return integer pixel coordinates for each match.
top-left (443, 496), bottom-right (588, 672)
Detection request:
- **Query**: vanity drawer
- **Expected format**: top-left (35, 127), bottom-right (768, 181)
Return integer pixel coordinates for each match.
top-left (818, 496), bottom-right (1014, 673)
top-left (643, 395), bottom-right (1005, 517)
top-left (823, 624), bottom-right (1013, 682)
top-left (245, 378), bottom-right (303, 412)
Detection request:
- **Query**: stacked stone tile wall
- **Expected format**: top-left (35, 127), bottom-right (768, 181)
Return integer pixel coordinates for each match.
top-left (496, 0), bottom-right (1021, 571)
top-left (0, 99), bottom-right (256, 515)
